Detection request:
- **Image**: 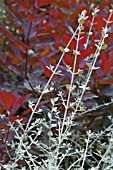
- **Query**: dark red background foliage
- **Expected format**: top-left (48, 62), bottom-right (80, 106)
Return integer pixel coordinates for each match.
top-left (0, 0), bottom-right (113, 167)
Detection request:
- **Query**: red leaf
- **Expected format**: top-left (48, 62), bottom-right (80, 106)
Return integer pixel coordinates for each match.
top-left (9, 94), bottom-right (31, 115)
top-left (0, 123), bottom-right (10, 130)
top-left (14, 26), bottom-right (24, 34)
top-left (0, 91), bottom-right (16, 110)
top-left (9, 115), bottom-right (27, 122)
top-left (27, 13), bottom-right (37, 22)
top-left (79, 48), bottom-right (94, 59)
top-left (37, 0), bottom-right (54, 8)
top-left (100, 52), bottom-right (111, 72)
top-left (79, 34), bottom-right (86, 48)
top-left (63, 34), bottom-right (76, 50)
top-left (63, 46), bottom-right (94, 72)
top-left (101, 79), bottom-right (113, 84)
top-left (0, 26), bottom-right (14, 39)
top-left (55, 1), bottom-right (70, 9)
top-left (101, 60), bottom-right (111, 72)
top-left (0, 26), bottom-right (26, 51)
top-left (37, 58), bottom-right (56, 79)
top-left (51, 9), bottom-right (66, 21)
top-left (16, 95), bottom-right (30, 105)
top-left (100, 51), bottom-right (106, 61)
top-left (63, 53), bottom-right (74, 68)
top-left (70, 5), bottom-right (88, 23)
top-left (87, 42), bottom-right (97, 50)
top-left (16, 0), bottom-right (30, 10)
top-left (22, 108), bottom-right (32, 116)
top-left (40, 46), bottom-right (51, 57)
top-left (103, 0), bottom-right (111, 5)
top-left (94, 15), bottom-right (105, 33)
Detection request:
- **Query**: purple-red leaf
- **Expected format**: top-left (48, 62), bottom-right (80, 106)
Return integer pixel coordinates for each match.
top-left (0, 91), bottom-right (16, 110)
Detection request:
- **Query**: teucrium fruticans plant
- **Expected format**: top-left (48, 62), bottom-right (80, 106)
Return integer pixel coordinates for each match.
top-left (2, 7), bottom-right (113, 170)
